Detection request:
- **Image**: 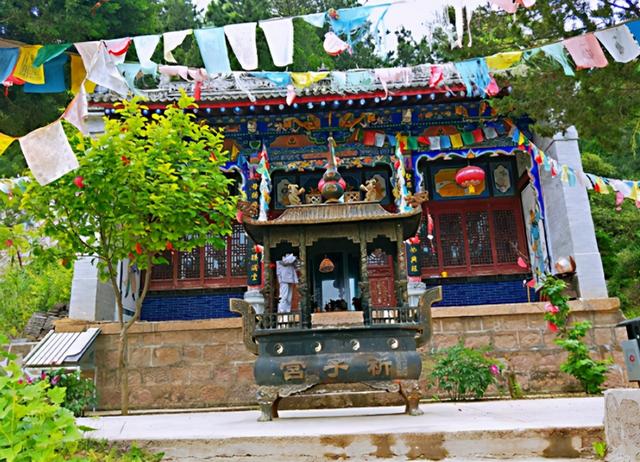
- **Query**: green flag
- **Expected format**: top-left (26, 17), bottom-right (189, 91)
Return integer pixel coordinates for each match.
top-left (33, 44), bottom-right (71, 67)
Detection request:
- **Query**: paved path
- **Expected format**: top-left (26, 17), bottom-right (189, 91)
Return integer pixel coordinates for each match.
top-left (80, 397), bottom-right (603, 441)
top-left (79, 398), bottom-right (604, 460)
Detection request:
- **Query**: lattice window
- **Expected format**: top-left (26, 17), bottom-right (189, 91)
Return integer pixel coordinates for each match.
top-left (439, 213), bottom-right (466, 267)
top-left (178, 247), bottom-right (201, 279)
top-left (151, 250), bottom-right (173, 280)
top-left (466, 211), bottom-right (493, 265)
top-left (493, 209), bottom-right (520, 264)
top-left (151, 223), bottom-right (251, 289)
top-left (419, 218), bottom-right (439, 269)
top-left (204, 240), bottom-right (226, 278)
top-left (230, 223), bottom-right (248, 276)
top-left (367, 249), bottom-right (388, 267)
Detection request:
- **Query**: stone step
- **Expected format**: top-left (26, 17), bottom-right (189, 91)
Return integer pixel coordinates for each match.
top-left (80, 397), bottom-right (604, 461)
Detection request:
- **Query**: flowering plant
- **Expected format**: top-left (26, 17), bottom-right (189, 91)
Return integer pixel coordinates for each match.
top-left (14, 368), bottom-right (96, 417)
top-left (540, 275), bottom-right (611, 394)
top-left (430, 342), bottom-right (505, 401)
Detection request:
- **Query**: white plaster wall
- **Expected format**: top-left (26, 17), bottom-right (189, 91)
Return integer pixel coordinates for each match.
top-left (534, 127), bottom-right (608, 299)
top-left (69, 256), bottom-right (115, 321)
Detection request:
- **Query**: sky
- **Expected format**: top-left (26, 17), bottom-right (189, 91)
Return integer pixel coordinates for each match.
top-left (189, 0), bottom-right (460, 54)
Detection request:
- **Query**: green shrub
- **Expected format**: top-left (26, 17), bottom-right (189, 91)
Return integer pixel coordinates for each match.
top-left (541, 276), bottom-right (611, 394)
top-left (46, 369), bottom-right (97, 417)
top-left (0, 257), bottom-right (72, 338)
top-left (0, 336), bottom-right (82, 461)
top-left (430, 342), bottom-right (502, 401)
top-left (556, 322), bottom-right (611, 394)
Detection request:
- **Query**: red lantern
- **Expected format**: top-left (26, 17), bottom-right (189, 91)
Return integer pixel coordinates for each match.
top-left (455, 166), bottom-right (485, 193)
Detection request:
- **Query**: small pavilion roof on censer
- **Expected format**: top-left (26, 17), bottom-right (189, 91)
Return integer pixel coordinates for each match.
top-left (242, 202), bottom-right (422, 245)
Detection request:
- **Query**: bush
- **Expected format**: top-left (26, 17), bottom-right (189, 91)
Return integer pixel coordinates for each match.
top-left (430, 342), bottom-right (502, 401)
top-left (541, 275), bottom-right (611, 394)
top-left (0, 336), bottom-right (82, 461)
top-left (47, 369), bottom-right (98, 417)
top-left (556, 322), bottom-right (611, 394)
top-left (0, 257), bottom-right (72, 338)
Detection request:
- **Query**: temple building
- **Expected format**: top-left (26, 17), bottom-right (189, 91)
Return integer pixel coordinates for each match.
top-left (60, 70), bottom-right (623, 410)
top-left (72, 70), bottom-right (607, 320)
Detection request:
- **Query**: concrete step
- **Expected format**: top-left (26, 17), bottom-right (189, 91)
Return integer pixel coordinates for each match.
top-left (80, 397), bottom-right (604, 461)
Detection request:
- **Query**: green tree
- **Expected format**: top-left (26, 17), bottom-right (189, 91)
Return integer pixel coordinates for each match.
top-left (23, 92), bottom-right (238, 414)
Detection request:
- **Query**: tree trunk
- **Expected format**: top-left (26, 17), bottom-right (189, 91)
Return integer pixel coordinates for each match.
top-left (116, 255), bottom-right (153, 416)
top-left (118, 325), bottom-right (129, 415)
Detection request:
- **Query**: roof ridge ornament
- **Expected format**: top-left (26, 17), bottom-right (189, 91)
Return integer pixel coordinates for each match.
top-left (319, 137), bottom-right (346, 203)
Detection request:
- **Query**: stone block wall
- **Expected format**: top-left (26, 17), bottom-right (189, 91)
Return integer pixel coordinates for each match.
top-left (428, 298), bottom-right (627, 394)
top-left (55, 298), bottom-right (628, 411)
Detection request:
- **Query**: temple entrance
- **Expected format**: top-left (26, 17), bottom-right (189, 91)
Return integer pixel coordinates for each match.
top-left (309, 238), bottom-right (360, 312)
top-left (368, 249), bottom-right (397, 308)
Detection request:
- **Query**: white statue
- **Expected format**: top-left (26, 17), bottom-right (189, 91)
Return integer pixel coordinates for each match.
top-left (276, 253), bottom-right (298, 313)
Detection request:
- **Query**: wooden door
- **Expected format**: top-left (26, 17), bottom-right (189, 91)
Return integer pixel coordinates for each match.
top-left (367, 251), bottom-right (396, 308)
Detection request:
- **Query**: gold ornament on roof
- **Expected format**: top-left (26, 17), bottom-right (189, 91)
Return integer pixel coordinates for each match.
top-left (286, 184), bottom-right (305, 206)
top-left (360, 178), bottom-right (379, 202)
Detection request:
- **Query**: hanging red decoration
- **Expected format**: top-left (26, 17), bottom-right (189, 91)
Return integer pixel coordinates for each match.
top-left (455, 166), bottom-right (485, 193)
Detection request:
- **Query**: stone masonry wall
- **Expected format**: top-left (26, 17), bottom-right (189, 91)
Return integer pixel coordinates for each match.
top-left (55, 298), bottom-right (627, 411)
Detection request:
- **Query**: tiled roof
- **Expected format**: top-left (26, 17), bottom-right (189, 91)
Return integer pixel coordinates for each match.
top-left (88, 65), bottom-right (466, 105)
top-left (242, 201), bottom-right (422, 244)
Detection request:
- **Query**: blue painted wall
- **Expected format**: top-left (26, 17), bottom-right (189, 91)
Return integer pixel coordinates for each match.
top-left (141, 289), bottom-right (245, 321)
top-left (141, 278), bottom-right (533, 321)
top-left (425, 278), bottom-right (536, 307)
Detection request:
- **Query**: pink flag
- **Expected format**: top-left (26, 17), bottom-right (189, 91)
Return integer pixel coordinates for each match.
top-left (563, 33), bottom-right (608, 69)
top-left (491, 0), bottom-right (518, 13)
top-left (428, 65), bottom-right (443, 87)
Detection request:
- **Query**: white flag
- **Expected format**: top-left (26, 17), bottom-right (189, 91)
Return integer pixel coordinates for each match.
top-left (595, 26), bottom-right (640, 63)
top-left (428, 136), bottom-right (441, 150)
top-left (260, 18), bottom-right (294, 67)
top-left (74, 41), bottom-right (130, 96)
top-left (224, 23), bottom-right (258, 71)
top-left (133, 34), bottom-right (160, 74)
top-left (20, 121), bottom-right (79, 185)
top-left (63, 85), bottom-right (89, 135)
top-left (163, 29), bottom-right (192, 64)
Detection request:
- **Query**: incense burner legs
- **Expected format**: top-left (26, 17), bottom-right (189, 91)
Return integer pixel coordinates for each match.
top-left (255, 380), bottom-right (423, 421)
top-left (399, 379), bottom-right (423, 416)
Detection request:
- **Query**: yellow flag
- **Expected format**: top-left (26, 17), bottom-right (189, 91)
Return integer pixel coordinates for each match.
top-left (595, 176), bottom-right (609, 194)
top-left (450, 133), bottom-right (463, 149)
top-left (518, 132), bottom-right (526, 146)
top-left (70, 54), bottom-right (97, 94)
top-left (13, 46), bottom-right (45, 84)
top-left (0, 133), bottom-right (16, 156)
top-left (396, 134), bottom-right (408, 150)
top-left (291, 72), bottom-right (329, 89)
top-left (486, 51), bottom-right (523, 71)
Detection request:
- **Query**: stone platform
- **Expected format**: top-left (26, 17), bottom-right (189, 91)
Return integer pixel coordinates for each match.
top-left (79, 397), bottom-right (604, 461)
